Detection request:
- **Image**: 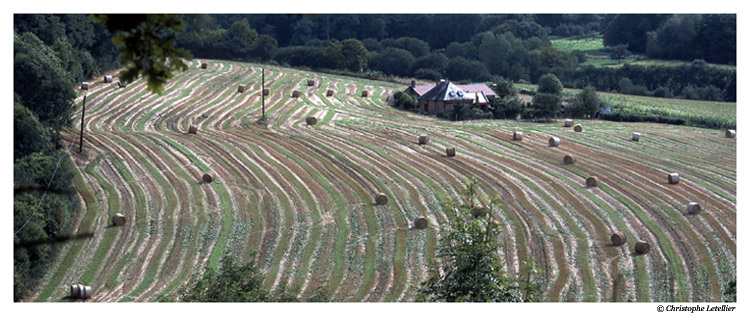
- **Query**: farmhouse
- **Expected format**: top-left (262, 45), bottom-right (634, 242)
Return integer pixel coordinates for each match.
top-left (411, 79), bottom-right (491, 114)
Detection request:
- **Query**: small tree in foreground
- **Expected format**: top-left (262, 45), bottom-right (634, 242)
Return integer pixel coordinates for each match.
top-left (418, 178), bottom-right (541, 302)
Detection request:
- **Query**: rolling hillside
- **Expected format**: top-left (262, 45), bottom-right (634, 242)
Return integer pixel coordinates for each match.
top-left (34, 60), bottom-right (735, 302)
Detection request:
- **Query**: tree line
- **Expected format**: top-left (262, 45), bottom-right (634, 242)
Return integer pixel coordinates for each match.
top-left (176, 14), bottom-right (735, 102)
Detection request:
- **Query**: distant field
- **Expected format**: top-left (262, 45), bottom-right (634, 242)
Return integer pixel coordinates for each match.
top-left (516, 83), bottom-right (736, 129)
top-left (551, 36), bottom-right (736, 70)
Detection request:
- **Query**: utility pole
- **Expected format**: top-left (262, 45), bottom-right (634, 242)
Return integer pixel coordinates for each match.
top-left (79, 94), bottom-right (86, 153)
top-left (261, 68), bottom-right (265, 121)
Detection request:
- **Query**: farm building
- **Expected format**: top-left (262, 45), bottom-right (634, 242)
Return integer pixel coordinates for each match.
top-left (406, 80), bottom-right (496, 99)
top-left (414, 79), bottom-right (490, 114)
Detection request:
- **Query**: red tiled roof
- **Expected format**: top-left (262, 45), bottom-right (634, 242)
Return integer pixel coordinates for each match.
top-left (456, 84), bottom-right (496, 97)
top-left (412, 85), bottom-right (434, 96)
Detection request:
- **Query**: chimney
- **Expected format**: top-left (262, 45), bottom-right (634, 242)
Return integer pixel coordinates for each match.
top-left (410, 80), bottom-right (416, 88)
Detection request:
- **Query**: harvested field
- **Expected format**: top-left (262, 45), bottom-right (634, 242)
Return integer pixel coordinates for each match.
top-left (40, 59), bottom-right (735, 303)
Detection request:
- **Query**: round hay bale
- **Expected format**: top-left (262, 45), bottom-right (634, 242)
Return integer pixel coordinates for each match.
top-left (202, 173), bottom-right (213, 184)
top-left (104, 75), bottom-right (113, 83)
top-left (263, 88), bottom-right (270, 96)
top-left (306, 116), bottom-right (317, 126)
top-left (446, 147), bottom-right (456, 157)
top-left (668, 173), bottom-right (680, 184)
top-left (632, 132), bottom-right (641, 141)
top-left (418, 135), bottom-right (429, 145)
top-left (586, 176), bottom-right (599, 187)
top-left (307, 79), bottom-right (315, 86)
top-left (375, 193), bottom-right (388, 205)
top-left (726, 129), bottom-right (736, 138)
top-left (237, 85), bottom-right (245, 93)
top-left (188, 126), bottom-right (198, 134)
top-left (611, 232), bottom-right (627, 246)
top-left (548, 136), bottom-right (560, 147)
top-left (472, 206), bottom-right (488, 218)
top-left (513, 131), bottom-right (523, 141)
top-left (574, 124), bottom-right (583, 132)
top-left (292, 90), bottom-right (301, 98)
top-left (81, 82), bottom-right (89, 90)
top-left (201, 62), bottom-right (208, 69)
top-left (117, 81), bottom-right (127, 88)
top-left (414, 216), bottom-right (428, 229)
top-left (563, 154), bottom-right (576, 165)
top-left (361, 90), bottom-right (369, 97)
top-left (687, 202), bottom-right (701, 215)
top-left (326, 89), bottom-right (334, 97)
top-left (70, 284), bottom-right (81, 298)
top-left (112, 213), bottom-right (127, 226)
top-left (564, 119), bottom-right (573, 127)
top-left (635, 241), bottom-right (650, 254)
top-left (80, 285), bottom-right (92, 299)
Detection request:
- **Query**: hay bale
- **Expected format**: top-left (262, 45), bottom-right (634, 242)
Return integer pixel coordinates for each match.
top-left (263, 88), bottom-right (270, 96)
top-left (549, 136), bottom-right (560, 147)
top-left (472, 206), bottom-right (488, 218)
top-left (326, 89), bottom-right (334, 97)
top-left (104, 75), bottom-right (113, 83)
top-left (237, 85), bottom-right (245, 93)
top-left (635, 241), bottom-right (650, 254)
top-left (81, 82), bottom-right (89, 90)
top-left (513, 131), bottom-right (523, 141)
top-left (668, 173), bottom-right (680, 184)
top-left (610, 232), bottom-right (627, 246)
top-left (632, 132), bottom-right (641, 141)
top-left (201, 62), bottom-right (208, 69)
top-left (80, 285), bottom-right (92, 299)
top-left (726, 129), bottom-right (736, 138)
top-left (70, 284), bottom-right (81, 298)
top-left (564, 119), bottom-right (574, 127)
top-left (687, 202), bottom-right (701, 215)
top-left (361, 90), bottom-right (369, 97)
top-left (414, 216), bottom-right (428, 229)
top-left (188, 126), bottom-right (198, 134)
top-left (202, 173), bottom-right (213, 184)
top-left (112, 213), bottom-right (127, 226)
top-left (292, 90), bottom-right (300, 98)
top-left (307, 79), bottom-right (315, 86)
top-left (564, 154), bottom-right (576, 165)
top-left (117, 81), bottom-right (127, 88)
top-left (306, 116), bottom-right (317, 126)
top-left (375, 193), bottom-right (388, 205)
top-left (446, 147), bottom-right (456, 157)
top-left (586, 176), bottom-right (599, 187)
top-left (574, 124), bottom-right (583, 132)
top-left (418, 135), bottom-right (429, 145)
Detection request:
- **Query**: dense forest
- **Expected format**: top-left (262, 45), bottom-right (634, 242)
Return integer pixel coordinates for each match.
top-left (12, 13), bottom-right (736, 301)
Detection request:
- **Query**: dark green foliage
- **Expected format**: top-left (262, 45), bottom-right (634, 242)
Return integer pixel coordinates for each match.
top-left (603, 14), bottom-right (671, 53)
top-left (531, 93), bottom-right (562, 121)
top-left (414, 68), bottom-right (441, 82)
top-left (445, 57), bottom-right (490, 81)
top-left (608, 44), bottom-right (630, 64)
top-left (180, 255), bottom-right (301, 302)
top-left (418, 178), bottom-right (540, 302)
top-left (340, 38), bottom-right (370, 72)
top-left (392, 91), bottom-right (418, 109)
top-left (491, 96), bottom-right (526, 120)
top-left (92, 14), bottom-right (192, 94)
top-left (250, 34), bottom-right (278, 62)
top-left (491, 77), bottom-right (518, 98)
top-left (646, 14), bottom-right (735, 64)
top-left (723, 279), bottom-right (736, 302)
top-left (411, 53), bottom-right (448, 75)
top-left (14, 32), bottom-right (76, 129)
top-left (369, 48), bottom-right (415, 77)
top-left (14, 103), bottom-right (52, 160)
top-left (537, 73), bottom-right (563, 95)
top-left (570, 86), bottom-right (599, 118)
